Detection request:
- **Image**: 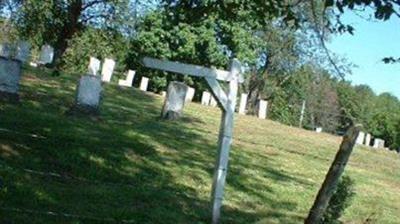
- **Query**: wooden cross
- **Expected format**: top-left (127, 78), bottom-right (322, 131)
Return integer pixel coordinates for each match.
top-left (143, 57), bottom-right (243, 224)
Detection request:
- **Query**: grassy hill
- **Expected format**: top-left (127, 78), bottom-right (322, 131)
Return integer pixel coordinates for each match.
top-left (0, 66), bottom-right (399, 224)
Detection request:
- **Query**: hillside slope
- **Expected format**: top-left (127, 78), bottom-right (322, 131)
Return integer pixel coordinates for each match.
top-left (0, 67), bottom-right (399, 224)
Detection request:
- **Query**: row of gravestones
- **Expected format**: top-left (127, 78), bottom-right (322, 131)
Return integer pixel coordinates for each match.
top-left (0, 42), bottom-right (55, 66)
top-left (355, 131), bottom-right (394, 151)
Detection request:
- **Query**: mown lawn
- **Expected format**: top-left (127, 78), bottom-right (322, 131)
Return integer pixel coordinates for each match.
top-left (0, 66), bottom-right (399, 224)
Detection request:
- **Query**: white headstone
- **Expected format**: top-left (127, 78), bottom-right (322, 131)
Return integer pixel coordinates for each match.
top-left (161, 91), bottom-right (167, 97)
top-left (15, 41), bottom-right (30, 62)
top-left (88, 57), bottom-right (101, 75)
top-left (356, 131), bottom-right (365, 145)
top-left (258, 100), bottom-right (268, 119)
top-left (0, 43), bottom-right (11, 58)
top-left (0, 57), bottom-right (22, 95)
top-left (210, 96), bottom-right (218, 107)
top-left (139, 77), bottom-right (149, 91)
top-left (161, 81), bottom-right (188, 120)
top-left (38, 45), bottom-right (54, 65)
top-left (238, 93), bottom-right (247, 115)
top-left (76, 75), bottom-right (102, 109)
top-left (201, 91), bottom-right (211, 105)
top-left (101, 58), bottom-right (116, 82)
top-left (315, 127), bottom-right (323, 133)
top-left (118, 70), bottom-right (136, 87)
top-left (373, 138), bottom-right (385, 149)
top-left (364, 133), bottom-right (371, 146)
top-left (185, 87), bottom-right (195, 102)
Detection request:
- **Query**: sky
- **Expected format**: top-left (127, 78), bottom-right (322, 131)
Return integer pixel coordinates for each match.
top-left (327, 10), bottom-right (400, 98)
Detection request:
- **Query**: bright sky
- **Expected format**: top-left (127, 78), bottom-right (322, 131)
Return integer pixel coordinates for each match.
top-left (327, 10), bottom-right (400, 98)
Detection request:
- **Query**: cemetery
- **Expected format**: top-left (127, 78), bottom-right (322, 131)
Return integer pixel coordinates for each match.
top-left (1, 1), bottom-right (400, 224)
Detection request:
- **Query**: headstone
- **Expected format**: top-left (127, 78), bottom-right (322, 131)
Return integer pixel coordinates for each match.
top-left (15, 41), bottom-right (30, 62)
top-left (0, 57), bottom-right (22, 101)
top-left (75, 75), bottom-right (102, 113)
top-left (38, 45), bottom-right (54, 65)
top-left (356, 131), bottom-right (365, 145)
top-left (101, 58), bottom-right (116, 82)
top-left (185, 87), bottom-right (195, 102)
top-left (161, 91), bottom-right (166, 97)
top-left (364, 133), bottom-right (371, 146)
top-left (238, 93), bottom-right (247, 115)
top-left (210, 96), bottom-right (218, 107)
top-left (315, 127), bottom-right (323, 133)
top-left (201, 91), bottom-right (211, 105)
top-left (258, 100), bottom-right (268, 119)
top-left (88, 57), bottom-right (101, 75)
top-left (0, 43), bottom-right (11, 58)
top-left (118, 70), bottom-right (136, 87)
top-left (139, 77), bottom-right (149, 91)
top-left (373, 138), bottom-right (385, 149)
top-left (161, 81), bottom-right (188, 120)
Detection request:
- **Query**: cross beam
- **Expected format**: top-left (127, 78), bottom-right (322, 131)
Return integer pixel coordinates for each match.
top-left (143, 57), bottom-right (243, 224)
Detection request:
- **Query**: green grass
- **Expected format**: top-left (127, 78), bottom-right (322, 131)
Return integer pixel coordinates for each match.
top-left (0, 66), bottom-right (399, 224)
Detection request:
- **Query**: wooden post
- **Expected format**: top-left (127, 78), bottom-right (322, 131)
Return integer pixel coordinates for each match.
top-left (304, 124), bottom-right (361, 224)
top-left (299, 100), bottom-right (306, 128)
top-left (142, 57), bottom-right (243, 224)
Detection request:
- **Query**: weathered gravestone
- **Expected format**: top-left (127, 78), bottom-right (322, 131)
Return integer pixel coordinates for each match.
top-left (210, 96), bottom-right (218, 107)
top-left (373, 138), bottom-right (385, 149)
top-left (0, 57), bottom-right (22, 101)
top-left (74, 75), bottom-right (102, 114)
top-left (139, 77), bottom-right (149, 91)
top-left (88, 57), bottom-right (101, 75)
top-left (356, 131), bottom-right (365, 145)
top-left (365, 133), bottom-right (371, 146)
top-left (258, 100), bottom-right (268, 119)
top-left (238, 93), bottom-right (247, 115)
top-left (118, 70), bottom-right (136, 87)
top-left (0, 43), bottom-right (11, 58)
top-left (201, 91), bottom-right (211, 105)
top-left (38, 45), bottom-right (54, 65)
top-left (161, 81), bottom-right (188, 120)
top-left (185, 87), bottom-right (195, 102)
top-left (143, 57), bottom-right (243, 224)
top-left (15, 41), bottom-right (30, 62)
top-left (101, 58), bottom-right (116, 82)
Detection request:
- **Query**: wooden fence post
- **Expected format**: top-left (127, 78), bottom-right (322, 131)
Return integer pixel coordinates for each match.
top-left (304, 124), bottom-right (362, 224)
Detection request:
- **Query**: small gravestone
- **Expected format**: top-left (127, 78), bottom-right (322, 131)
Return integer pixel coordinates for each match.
top-left (101, 58), bottom-right (115, 82)
top-left (315, 127), bottom-right (323, 133)
top-left (356, 131), bottom-right (365, 145)
top-left (161, 81), bottom-right (188, 120)
top-left (201, 91), bottom-right (211, 105)
top-left (365, 133), bottom-right (371, 146)
top-left (373, 138), bottom-right (385, 149)
top-left (0, 43), bottom-right (11, 58)
top-left (88, 57), bottom-right (101, 75)
top-left (185, 87), bottom-right (195, 102)
top-left (161, 91), bottom-right (167, 97)
top-left (38, 44), bottom-right (54, 65)
top-left (15, 41), bottom-right (30, 62)
top-left (139, 77), bottom-right (149, 91)
top-left (74, 75), bottom-right (102, 114)
top-left (118, 70), bottom-right (135, 87)
top-left (210, 96), bottom-right (218, 107)
top-left (0, 57), bottom-right (22, 101)
top-left (238, 93), bottom-right (247, 115)
top-left (258, 100), bottom-right (268, 119)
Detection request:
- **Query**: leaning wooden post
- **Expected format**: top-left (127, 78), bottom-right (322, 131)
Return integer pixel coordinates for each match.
top-left (210, 59), bottom-right (241, 224)
top-left (304, 124), bottom-right (362, 224)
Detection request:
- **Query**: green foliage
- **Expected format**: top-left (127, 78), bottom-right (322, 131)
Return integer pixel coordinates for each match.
top-left (62, 28), bottom-right (129, 76)
top-left (320, 176), bottom-right (356, 224)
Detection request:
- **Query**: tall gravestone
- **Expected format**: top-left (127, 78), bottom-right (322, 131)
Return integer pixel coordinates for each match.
top-left (365, 133), bottom-right (371, 146)
top-left (74, 75), bottom-right (102, 114)
top-left (185, 87), bottom-right (195, 102)
top-left (201, 91), bottom-right (211, 105)
top-left (0, 43), bottom-right (11, 58)
top-left (258, 100), bottom-right (268, 119)
top-left (210, 96), bottom-right (218, 107)
top-left (38, 44), bottom-right (54, 65)
top-left (356, 131), bottom-right (365, 145)
top-left (161, 81), bottom-right (188, 120)
top-left (88, 57), bottom-right (101, 75)
top-left (118, 70), bottom-right (136, 87)
top-left (0, 57), bottom-right (22, 101)
top-left (238, 93), bottom-right (247, 115)
top-left (101, 58), bottom-right (116, 82)
top-left (139, 77), bottom-right (149, 91)
top-left (15, 41), bottom-right (30, 62)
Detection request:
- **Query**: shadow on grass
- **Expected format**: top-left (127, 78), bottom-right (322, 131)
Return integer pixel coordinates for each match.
top-left (0, 69), bottom-right (304, 223)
